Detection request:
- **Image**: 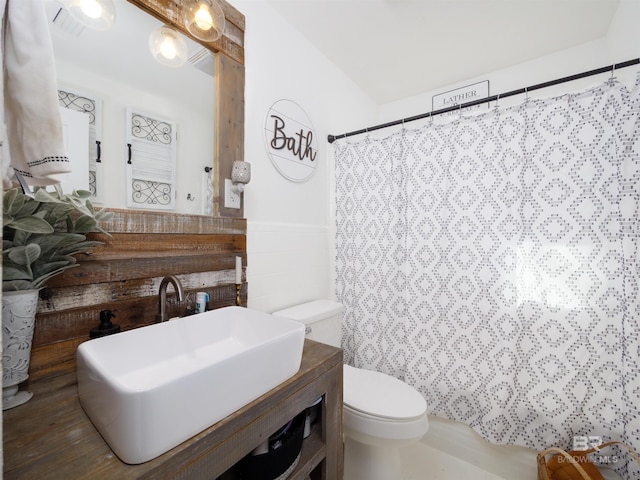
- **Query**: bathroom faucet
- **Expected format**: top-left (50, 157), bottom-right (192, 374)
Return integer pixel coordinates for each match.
top-left (156, 275), bottom-right (185, 322)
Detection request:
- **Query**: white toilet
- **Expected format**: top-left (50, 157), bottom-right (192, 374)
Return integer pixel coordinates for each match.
top-left (273, 300), bottom-right (428, 480)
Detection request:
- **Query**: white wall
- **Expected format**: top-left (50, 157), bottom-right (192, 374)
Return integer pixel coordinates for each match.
top-left (234, 1), bottom-right (377, 313)
top-left (606, 1), bottom-right (640, 62)
top-left (379, 1), bottom-right (640, 126)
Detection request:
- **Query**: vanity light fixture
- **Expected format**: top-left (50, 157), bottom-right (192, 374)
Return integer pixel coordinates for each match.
top-left (63, 0), bottom-right (115, 30)
top-left (182, 0), bottom-right (225, 43)
top-left (231, 160), bottom-right (251, 193)
top-left (149, 26), bottom-right (188, 68)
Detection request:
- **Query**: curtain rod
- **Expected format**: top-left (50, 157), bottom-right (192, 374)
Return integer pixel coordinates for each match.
top-left (327, 58), bottom-right (640, 144)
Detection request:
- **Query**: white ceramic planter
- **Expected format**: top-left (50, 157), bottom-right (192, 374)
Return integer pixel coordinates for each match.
top-left (2, 289), bottom-right (39, 410)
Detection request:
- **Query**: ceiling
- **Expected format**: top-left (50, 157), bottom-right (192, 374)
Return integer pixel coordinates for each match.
top-left (266, 0), bottom-right (621, 104)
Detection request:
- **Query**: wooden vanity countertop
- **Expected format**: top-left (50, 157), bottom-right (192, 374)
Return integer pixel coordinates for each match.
top-left (3, 339), bottom-right (343, 480)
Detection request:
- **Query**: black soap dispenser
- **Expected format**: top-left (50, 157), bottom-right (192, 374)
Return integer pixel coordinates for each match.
top-left (90, 310), bottom-right (120, 338)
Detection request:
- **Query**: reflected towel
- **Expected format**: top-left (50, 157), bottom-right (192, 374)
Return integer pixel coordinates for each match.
top-left (202, 168), bottom-right (213, 215)
top-left (2, 0), bottom-right (70, 186)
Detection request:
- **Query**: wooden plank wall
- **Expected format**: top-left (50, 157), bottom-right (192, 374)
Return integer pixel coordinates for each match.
top-left (28, 211), bottom-right (247, 383)
top-left (215, 52), bottom-right (246, 218)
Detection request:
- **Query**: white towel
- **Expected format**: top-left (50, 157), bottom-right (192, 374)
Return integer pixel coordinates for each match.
top-left (0, 0), bottom-right (7, 186)
top-left (2, 0), bottom-right (70, 187)
top-left (202, 168), bottom-right (213, 215)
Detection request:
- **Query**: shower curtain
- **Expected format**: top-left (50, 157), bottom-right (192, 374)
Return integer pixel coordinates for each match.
top-left (335, 76), bottom-right (640, 479)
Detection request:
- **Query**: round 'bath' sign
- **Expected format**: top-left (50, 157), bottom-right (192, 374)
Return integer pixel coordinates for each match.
top-left (264, 99), bottom-right (318, 182)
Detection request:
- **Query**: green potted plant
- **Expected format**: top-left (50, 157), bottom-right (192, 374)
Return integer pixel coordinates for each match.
top-left (2, 185), bottom-right (112, 409)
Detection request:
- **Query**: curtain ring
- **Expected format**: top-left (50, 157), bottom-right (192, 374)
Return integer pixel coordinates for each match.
top-left (524, 87), bottom-right (530, 103)
top-left (609, 64), bottom-right (617, 84)
top-left (494, 94), bottom-right (500, 109)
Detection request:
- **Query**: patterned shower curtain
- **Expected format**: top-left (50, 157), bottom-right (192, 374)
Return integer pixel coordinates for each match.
top-left (335, 77), bottom-right (640, 479)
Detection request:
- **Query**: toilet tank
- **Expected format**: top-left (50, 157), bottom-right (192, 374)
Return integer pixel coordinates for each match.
top-left (272, 300), bottom-right (343, 348)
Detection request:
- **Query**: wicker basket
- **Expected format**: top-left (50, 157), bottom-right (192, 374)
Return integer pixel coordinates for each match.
top-left (537, 441), bottom-right (640, 480)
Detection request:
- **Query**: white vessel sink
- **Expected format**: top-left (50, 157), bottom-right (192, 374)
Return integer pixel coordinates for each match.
top-left (77, 306), bottom-right (305, 464)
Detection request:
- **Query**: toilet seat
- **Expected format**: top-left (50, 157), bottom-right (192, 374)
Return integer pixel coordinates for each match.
top-left (343, 403), bottom-right (428, 445)
top-left (343, 364), bottom-right (427, 421)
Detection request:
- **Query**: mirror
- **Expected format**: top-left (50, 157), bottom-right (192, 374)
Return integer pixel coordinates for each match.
top-left (46, 0), bottom-right (215, 215)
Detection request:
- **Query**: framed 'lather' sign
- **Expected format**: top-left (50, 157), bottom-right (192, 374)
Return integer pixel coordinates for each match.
top-left (432, 80), bottom-right (490, 115)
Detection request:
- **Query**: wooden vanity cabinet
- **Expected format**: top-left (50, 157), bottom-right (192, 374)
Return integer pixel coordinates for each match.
top-left (3, 339), bottom-right (343, 480)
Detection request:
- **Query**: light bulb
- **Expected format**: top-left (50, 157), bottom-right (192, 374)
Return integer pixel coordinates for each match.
top-left (149, 26), bottom-right (188, 68)
top-left (63, 0), bottom-right (115, 30)
top-left (80, 0), bottom-right (102, 19)
top-left (160, 38), bottom-right (177, 60)
top-left (195, 4), bottom-right (213, 31)
top-left (182, 0), bottom-right (225, 42)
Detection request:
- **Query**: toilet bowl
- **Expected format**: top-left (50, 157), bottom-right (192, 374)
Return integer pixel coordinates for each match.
top-left (273, 300), bottom-right (428, 480)
top-left (342, 364), bottom-right (428, 480)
